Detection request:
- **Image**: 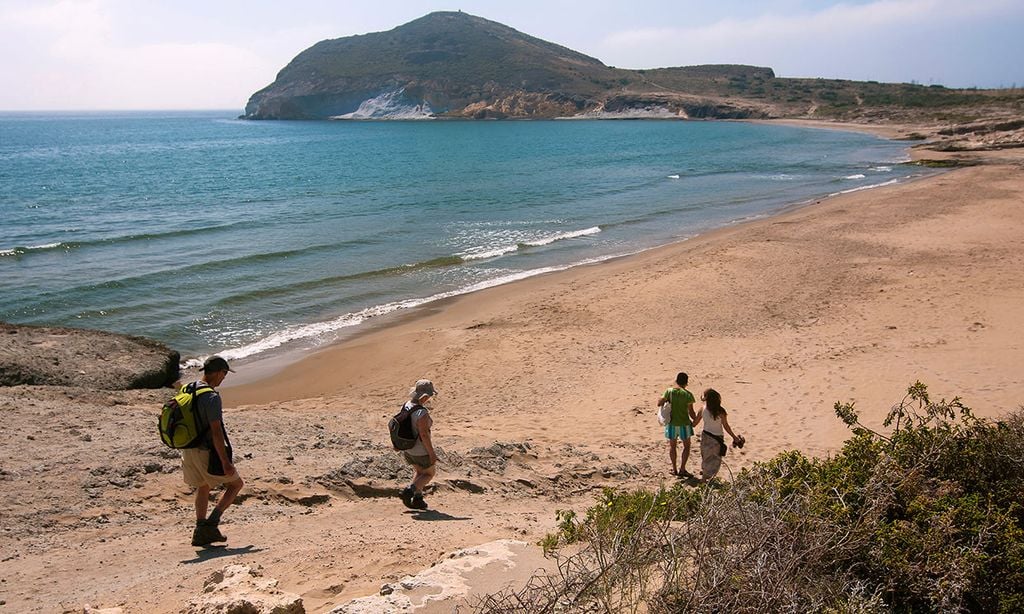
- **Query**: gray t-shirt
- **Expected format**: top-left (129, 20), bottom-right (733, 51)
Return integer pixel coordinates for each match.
top-left (403, 401), bottom-right (432, 456)
top-left (193, 382), bottom-right (223, 450)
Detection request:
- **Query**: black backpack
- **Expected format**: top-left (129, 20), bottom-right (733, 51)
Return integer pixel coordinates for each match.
top-left (389, 403), bottom-right (423, 450)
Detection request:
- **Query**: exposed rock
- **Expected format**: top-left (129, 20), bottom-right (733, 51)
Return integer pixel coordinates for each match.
top-left (329, 540), bottom-right (529, 613)
top-left (0, 322), bottom-right (179, 389)
top-left (184, 564), bottom-right (304, 614)
top-left (80, 606), bottom-right (124, 614)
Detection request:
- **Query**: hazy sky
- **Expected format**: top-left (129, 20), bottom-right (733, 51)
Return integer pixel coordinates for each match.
top-left (1, 0), bottom-right (1022, 111)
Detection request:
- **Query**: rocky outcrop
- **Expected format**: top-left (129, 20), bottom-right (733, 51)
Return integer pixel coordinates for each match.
top-left (584, 93), bottom-right (771, 120)
top-left (185, 565), bottom-right (304, 614)
top-left (0, 323), bottom-right (179, 389)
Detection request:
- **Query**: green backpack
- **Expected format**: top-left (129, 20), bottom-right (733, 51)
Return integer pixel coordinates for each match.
top-left (159, 382), bottom-right (214, 449)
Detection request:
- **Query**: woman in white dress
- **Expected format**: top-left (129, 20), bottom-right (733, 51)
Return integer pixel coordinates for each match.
top-left (693, 388), bottom-right (744, 481)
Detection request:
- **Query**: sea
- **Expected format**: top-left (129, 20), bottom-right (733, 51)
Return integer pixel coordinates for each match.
top-left (0, 111), bottom-right (927, 368)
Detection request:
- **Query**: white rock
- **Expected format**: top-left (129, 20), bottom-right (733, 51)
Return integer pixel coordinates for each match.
top-left (184, 564), bottom-right (304, 614)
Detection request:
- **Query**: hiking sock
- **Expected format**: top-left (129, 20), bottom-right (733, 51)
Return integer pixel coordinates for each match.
top-left (207, 508), bottom-right (223, 526)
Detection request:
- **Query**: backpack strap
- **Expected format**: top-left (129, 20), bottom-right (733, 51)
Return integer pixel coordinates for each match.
top-left (186, 381), bottom-right (216, 435)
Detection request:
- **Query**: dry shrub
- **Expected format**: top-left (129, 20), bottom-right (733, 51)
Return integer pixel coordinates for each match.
top-left (476, 384), bottom-right (1024, 613)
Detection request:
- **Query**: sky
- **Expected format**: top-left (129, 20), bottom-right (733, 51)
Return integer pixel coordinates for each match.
top-left (1, 0), bottom-right (1022, 111)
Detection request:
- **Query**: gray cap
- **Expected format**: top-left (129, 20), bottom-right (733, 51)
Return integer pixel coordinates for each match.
top-left (202, 355), bottom-right (235, 373)
top-left (410, 379), bottom-right (437, 401)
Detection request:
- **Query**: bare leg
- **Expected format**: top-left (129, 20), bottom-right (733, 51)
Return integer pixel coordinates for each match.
top-left (195, 485), bottom-right (211, 522)
top-left (413, 465), bottom-right (436, 493)
top-left (667, 439), bottom-right (678, 475)
top-left (215, 477), bottom-right (244, 513)
top-left (680, 438), bottom-right (692, 474)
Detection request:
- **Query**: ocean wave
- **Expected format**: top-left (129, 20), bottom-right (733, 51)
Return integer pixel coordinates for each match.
top-left (667, 174), bottom-right (680, 179)
top-left (459, 226), bottom-right (601, 261)
top-left (0, 242), bottom-right (69, 256)
top-left (830, 178), bottom-right (899, 196)
top-left (213, 255), bottom-right (466, 306)
top-left (844, 174), bottom-right (867, 180)
top-left (0, 223), bottom-right (251, 259)
top-left (754, 174), bottom-right (798, 181)
top-left (460, 245), bottom-right (521, 261)
top-left (523, 226), bottom-right (601, 247)
top-left (871, 166), bottom-right (892, 172)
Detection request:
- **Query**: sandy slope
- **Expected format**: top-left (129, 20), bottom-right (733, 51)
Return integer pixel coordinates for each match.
top-left (2, 127), bottom-right (1022, 613)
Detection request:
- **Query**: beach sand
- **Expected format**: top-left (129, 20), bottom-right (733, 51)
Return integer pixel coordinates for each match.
top-left (2, 125), bottom-right (1023, 612)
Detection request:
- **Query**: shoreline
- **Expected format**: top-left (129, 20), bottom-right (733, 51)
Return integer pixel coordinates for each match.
top-left (222, 121), bottom-right (936, 391)
top-left (224, 154), bottom-right (940, 405)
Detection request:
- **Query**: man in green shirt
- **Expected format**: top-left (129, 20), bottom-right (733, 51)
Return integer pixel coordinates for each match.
top-left (657, 372), bottom-right (697, 477)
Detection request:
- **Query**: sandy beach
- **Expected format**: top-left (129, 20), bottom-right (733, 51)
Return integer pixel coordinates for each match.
top-left (2, 122), bottom-right (1023, 612)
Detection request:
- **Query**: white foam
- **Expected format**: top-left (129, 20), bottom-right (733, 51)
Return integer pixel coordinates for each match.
top-left (0, 242), bottom-right (63, 256)
top-left (457, 226), bottom-right (600, 262)
top-left (871, 166), bottom-right (893, 172)
top-left (755, 174), bottom-right (797, 181)
top-left (522, 226), bottom-right (601, 247)
top-left (459, 244), bottom-right (520, 261)
top-left (667, 174), bottom-right (680, 179)
top-left (844, 174), bottom-right (866, 180)
top-left (830, 178), bottom-right (899, 196)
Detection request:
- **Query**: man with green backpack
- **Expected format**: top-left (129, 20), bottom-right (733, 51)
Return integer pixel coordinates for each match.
top-left (176, 356), bottom-right (244, 547)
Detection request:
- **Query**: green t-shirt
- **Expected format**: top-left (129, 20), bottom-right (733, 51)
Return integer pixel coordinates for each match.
top-left (663, 387), bottom-right (695, 427)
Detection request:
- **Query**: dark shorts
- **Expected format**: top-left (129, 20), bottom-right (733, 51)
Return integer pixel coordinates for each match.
top-left (402, 451), bottom-right (434, 469)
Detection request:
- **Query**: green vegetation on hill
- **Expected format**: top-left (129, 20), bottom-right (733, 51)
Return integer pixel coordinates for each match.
top-left (281, 11), bottom-right (622, 95)
top-left (477, 384), bottom-right (1024, 613)
top-left (244, 11), bottom-right (1024, 122)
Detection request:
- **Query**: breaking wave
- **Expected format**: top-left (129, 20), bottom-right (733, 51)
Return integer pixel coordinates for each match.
top-left (1, 242), bottom-right (67, 257)
top-left (459, 226), bottom-right (601, 261)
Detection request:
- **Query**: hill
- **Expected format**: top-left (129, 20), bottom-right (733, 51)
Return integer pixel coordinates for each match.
top-left (248, 11), bottom-right (1024, 135)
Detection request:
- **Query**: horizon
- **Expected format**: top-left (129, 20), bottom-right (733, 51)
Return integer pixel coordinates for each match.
top-left (1, 0), bottom-right (1022, 112)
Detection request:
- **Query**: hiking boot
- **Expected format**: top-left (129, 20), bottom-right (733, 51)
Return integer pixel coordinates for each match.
top-left (400, 485), bottom-right (415, 509)
top-left (410, 493), bottom-right (428, 510)
top-left (191, 520), bottom-right (226, 547)
top-left (205, 523), bottom-right (227, 543)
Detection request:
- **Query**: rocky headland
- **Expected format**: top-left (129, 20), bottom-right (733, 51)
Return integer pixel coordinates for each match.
top-left (242, 11), bottom-right (1024, 133)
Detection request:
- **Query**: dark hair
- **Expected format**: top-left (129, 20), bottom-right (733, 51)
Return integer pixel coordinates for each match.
top-left (675, 372), bottom-right (688, 387)
top-left (703, 388), bottom-right (725, 419)
top-left (202, 355), bottom-right (232, 375)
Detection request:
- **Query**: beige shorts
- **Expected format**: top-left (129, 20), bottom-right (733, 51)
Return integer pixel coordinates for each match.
top-left (402, 451), bottom-right (434, 469)
top-left (181, 448), bottom-right (241, 489)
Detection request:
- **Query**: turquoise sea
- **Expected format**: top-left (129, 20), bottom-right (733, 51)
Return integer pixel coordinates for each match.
top-left (0, 111), bottom-right (924, 366)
